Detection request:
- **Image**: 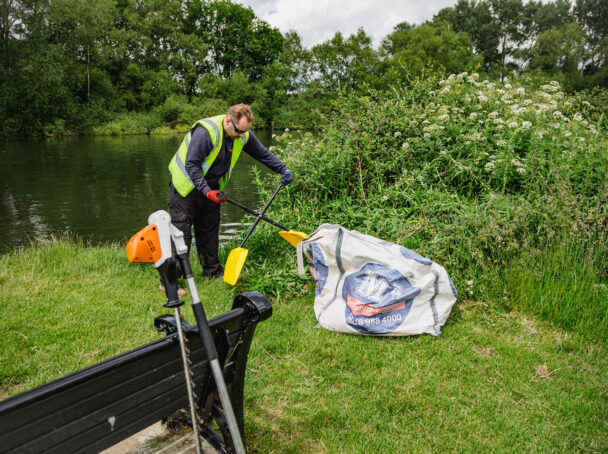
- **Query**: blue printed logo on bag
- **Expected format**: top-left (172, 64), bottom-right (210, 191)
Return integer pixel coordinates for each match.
top-left (342, 263), bottom-right (420, 334)
top-left (305, 243), bottom-right (328, 296)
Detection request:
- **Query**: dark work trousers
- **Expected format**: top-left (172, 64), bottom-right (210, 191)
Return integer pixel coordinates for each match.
top-left (168, 183), bottom-right (223, 276)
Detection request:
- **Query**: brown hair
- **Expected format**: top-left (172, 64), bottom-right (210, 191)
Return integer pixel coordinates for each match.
top-left (228, 104), bottom-right (254, 123)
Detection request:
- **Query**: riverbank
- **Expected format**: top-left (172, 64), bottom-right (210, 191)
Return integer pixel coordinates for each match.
top-left (0, 240), bottom-right (606, 452)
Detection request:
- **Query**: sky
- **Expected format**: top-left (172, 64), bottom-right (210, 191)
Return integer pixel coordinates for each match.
top-left (238, 0), bottom-right (459, 48)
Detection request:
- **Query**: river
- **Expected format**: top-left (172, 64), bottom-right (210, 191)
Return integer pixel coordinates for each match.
top-left (0, 131), bottom-right (282, 253)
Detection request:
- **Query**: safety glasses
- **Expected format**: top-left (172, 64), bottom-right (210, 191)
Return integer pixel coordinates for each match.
top-left (230, 117), bottom-right (248, 134)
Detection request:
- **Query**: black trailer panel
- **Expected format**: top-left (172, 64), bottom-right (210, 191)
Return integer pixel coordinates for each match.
top-left (0, 291), bottom-right (272, 454)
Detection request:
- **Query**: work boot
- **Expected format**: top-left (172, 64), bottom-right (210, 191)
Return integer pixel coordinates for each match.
top-left (159, 284), bottom-right (187, 298)
top-left (202, 267), bottom-right (224, 279)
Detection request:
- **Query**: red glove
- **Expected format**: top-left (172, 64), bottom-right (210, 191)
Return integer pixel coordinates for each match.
top-left (206, 190), bottom-right (226, 203)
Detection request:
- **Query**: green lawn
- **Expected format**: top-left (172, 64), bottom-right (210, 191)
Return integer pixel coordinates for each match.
top-left (1, 241), bottom-right (606, 453)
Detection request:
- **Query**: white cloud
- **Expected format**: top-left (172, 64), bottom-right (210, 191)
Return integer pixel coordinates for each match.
top-left (239, 0), bottom-right (458, 48)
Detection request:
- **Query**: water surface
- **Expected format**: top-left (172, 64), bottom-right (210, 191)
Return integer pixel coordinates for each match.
top-left (0, 131), bottom-right (279, 253)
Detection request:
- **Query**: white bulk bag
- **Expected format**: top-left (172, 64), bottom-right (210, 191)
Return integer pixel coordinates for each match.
top-left (297, 224), bottom-right (458, 336)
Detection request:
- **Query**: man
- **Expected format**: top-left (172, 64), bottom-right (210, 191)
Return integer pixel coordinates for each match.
top-left (167, 104), bottom-right (292, 287)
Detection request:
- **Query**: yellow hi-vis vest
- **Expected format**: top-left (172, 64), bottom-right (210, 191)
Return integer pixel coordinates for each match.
top-left (168, 114), bottom-right (250, 197)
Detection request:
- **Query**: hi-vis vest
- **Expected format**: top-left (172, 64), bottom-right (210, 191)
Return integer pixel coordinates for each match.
top-left (168, 114), bottom-right (250, 197)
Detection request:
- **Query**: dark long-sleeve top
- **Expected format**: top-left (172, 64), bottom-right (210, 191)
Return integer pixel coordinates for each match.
top-left (185, 125), bottom-right (288, 195)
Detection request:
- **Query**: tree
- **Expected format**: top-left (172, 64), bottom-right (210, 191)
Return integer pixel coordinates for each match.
top-left (311, 28), bottom-right (380, 91)
top-left (167, 31), bottom-right (209, 101)
top-left (575, 0), bottom-right (608, 73)
top-left (380, 21), bottom-right (415, 56)
top-left (531, 0), bottom-right (573, 34)
top-left (0, 0), bottom-right (18, 71)
top-left (256, 31), bottom-right (312, 126)
top-left (380, 21), bottom-right (482, 81)
top-left (186, 0), bottom-right (284, 81)
top-left (529, 22), bottom-right (588, 76)
top-left (47, 0), bottom-right (115, 103)
top-left (435, 0), bottom-right (501, 74)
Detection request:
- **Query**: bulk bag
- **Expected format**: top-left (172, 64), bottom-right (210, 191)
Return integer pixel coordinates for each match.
top-left (297, 224), bottom-right (458, 336)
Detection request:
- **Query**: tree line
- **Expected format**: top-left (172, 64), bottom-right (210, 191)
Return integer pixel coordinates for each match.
top-left (0, 0), bottom-right (606, 136)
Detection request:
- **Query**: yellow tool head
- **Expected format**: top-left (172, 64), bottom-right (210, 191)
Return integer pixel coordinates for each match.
top-left (279, 230), bottom-right (308, 248)
top-left (223, 247), bottom-right (249, 286)
top-left (126, 224), bottom-right (162, 263)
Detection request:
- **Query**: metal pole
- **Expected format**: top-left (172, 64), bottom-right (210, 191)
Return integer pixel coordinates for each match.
top-left (184, 275), bottom-right (247, 454)
top-left (238, 182), bottom-right (284, 248)
top-left (173, 306), bottom-right (202, 454)
top-left (226, 197), bottom-right (290, 231)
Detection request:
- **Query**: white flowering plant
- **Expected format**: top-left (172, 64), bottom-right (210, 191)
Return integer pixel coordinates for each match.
top-left (249, 73), bottom-right (607, 338)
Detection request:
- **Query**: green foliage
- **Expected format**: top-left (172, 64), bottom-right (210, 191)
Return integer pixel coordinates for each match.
top-left (92, 111), bottom-right (162, 135)
top-left (246, 74), bottom-right (608, 340)
top-left (3, 0), bottom-right (608, 136)
top-left (0, 43), bottom-right (81, 137)
top-left (436, 0), bottom-right (608, 85)
top-left (529, 22), bottom-right (588, 90)
top-left (506, 234), bottom-right (608, 339)
top-left (186, 0), bottom-right (284, 81)
top-left (380, 21), bottom-right (482, 81)
top-left (311, 28), bottom-right (380, 91)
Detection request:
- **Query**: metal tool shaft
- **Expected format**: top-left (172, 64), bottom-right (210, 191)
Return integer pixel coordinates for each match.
top-left (173, 306), bottom-right (202, 454)
top-left (238, 182), bottom-right (284, 248)
top-left (185, 275), bottom-right (246, 454)
top-left (226, 197), bottom-right (290, 231)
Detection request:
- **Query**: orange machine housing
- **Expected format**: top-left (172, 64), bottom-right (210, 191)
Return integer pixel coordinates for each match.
top-left (126, 224), bottom-right (162, 264)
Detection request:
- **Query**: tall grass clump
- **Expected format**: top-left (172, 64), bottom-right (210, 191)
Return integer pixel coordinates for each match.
top-left (507, 235), bottom-right (608, 337)
top-left (243, 73), bottom-right (608, 340)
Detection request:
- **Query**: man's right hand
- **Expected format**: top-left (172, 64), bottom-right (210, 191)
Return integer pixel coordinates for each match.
top-left (206, 190), bottom-right (226, 203)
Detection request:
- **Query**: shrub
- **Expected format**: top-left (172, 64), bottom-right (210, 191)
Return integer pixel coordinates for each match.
top-left (241, 73), bottom-right (608, 340)
top-left (92, 111), bottom-right (163, 135)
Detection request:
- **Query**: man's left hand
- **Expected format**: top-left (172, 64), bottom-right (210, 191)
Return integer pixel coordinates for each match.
top-left (281, 170), bottom-right (293, 185)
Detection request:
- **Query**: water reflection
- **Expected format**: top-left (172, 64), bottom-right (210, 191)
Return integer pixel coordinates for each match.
top-left (0, 132), bottom-right (282, 252)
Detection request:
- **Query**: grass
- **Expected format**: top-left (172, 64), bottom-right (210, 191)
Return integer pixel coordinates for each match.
top-left (506, 235), bottom-right (608, 339)
top-left (1, 240), bottom-right (607, 452)
top-left (0, 239), bottom-right (235, 398)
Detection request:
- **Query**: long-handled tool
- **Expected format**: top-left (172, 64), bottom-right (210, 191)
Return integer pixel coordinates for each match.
top-left (224, 181), bottom-right (286, 286)
top-left (226, 197), bottom-right (308, 248)
top-left (136, 211), bottom-right (247, 453)
top-left (127, 218), bottom-right (203, 454)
